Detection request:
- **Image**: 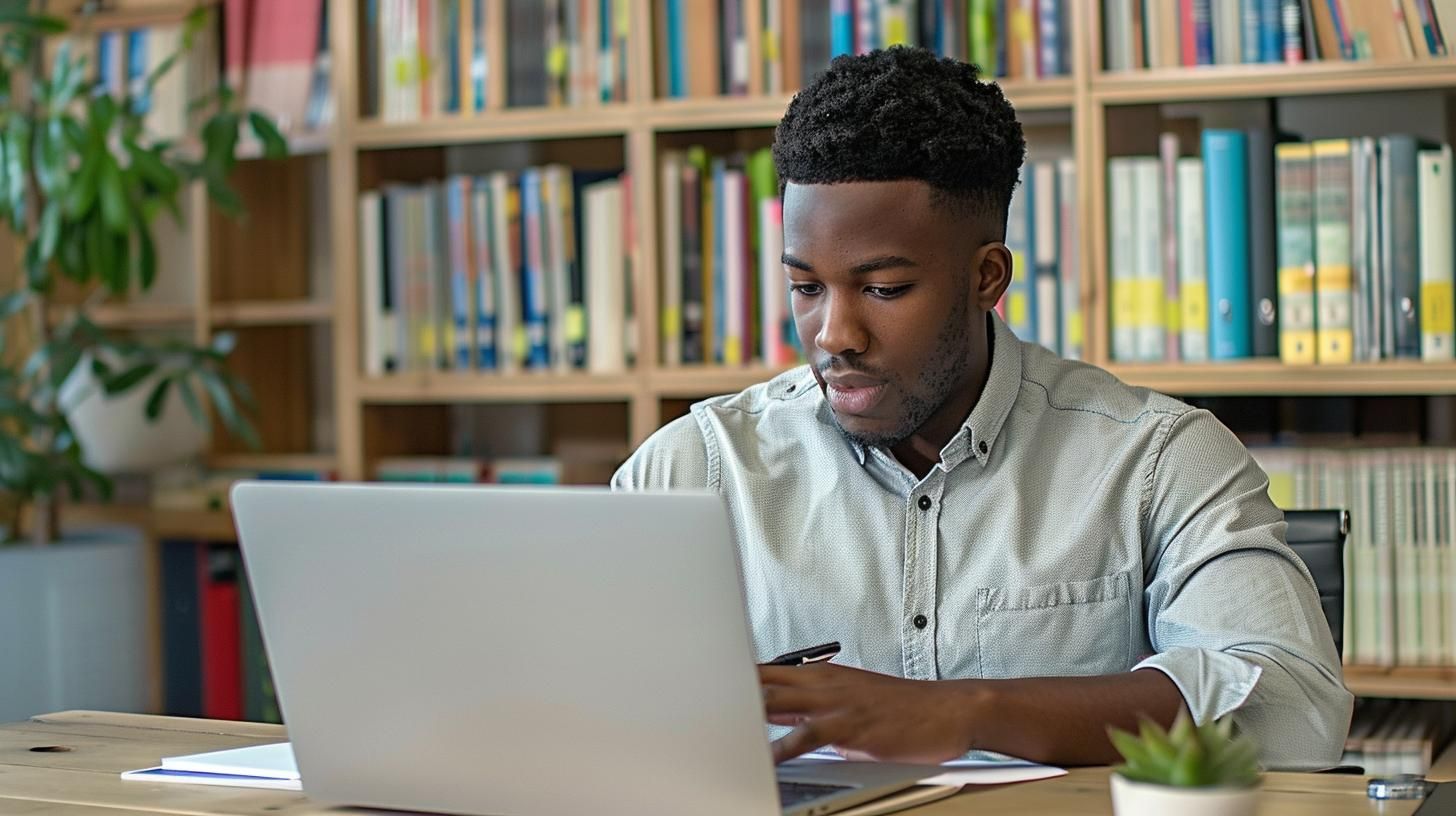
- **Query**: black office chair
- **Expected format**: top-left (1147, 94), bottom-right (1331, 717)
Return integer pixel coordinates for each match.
top-left (1283, 509), bottom-right (1349, 659)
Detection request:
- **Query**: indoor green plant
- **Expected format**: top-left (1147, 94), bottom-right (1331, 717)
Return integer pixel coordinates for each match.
top-left (0, 3), bottom-right (278, 545)
top-left (0, 2), bottom-right (283, 721)
top-left (1108, 712), bottom-right (1263, 816)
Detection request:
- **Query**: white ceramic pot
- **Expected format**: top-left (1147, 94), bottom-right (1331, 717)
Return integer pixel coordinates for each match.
top-left (1110, 773), bottom-right (1260, 816)
top-left (0, 528), bottom-right (151, 722)
top-left (59, 352), bottom-right (208, 474)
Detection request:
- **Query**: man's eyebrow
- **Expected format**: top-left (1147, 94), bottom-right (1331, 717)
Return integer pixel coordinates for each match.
top-left (780, 254), bottom-right (919, 274)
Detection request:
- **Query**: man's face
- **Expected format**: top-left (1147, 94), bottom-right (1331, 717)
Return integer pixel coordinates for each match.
top-left (783, 180), bottom-right (1002, 449)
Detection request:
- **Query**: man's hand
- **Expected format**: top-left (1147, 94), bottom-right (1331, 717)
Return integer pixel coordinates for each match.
top-left (759, 662), bottom-right (981, 764)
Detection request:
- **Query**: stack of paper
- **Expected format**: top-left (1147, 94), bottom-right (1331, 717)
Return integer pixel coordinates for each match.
top-left (121, 742), bottom-right (299, 791)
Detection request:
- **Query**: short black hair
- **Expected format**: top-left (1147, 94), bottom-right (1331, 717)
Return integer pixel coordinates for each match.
top-left (773, 47), bottom-right (1026, 230)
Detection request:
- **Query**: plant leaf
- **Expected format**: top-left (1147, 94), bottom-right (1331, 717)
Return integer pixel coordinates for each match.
top-left (0, 10), bottom-right (66, 35)
top-left (99, 156), bottom-right (129, 233)
top-left (5, 116), bottom-right (30, 228)
top-left (175, 378), bottom-right (209, 432)
top-left (64, 152), bottom-right (99, 216)
top-left (144, 377), bottom-right (173, 421)
top-left (0, 290), bottom-right (27, 320)
top-left (104, 362), bottom-right (158, 395)
top-left (201, 373), bottom-right (259, 449)
top-left (247, 111), bottom-right (288, 158)
top-left (135, 221), bottom-right (157, 290)
top-left (37, 199), bottom-right (60, 262)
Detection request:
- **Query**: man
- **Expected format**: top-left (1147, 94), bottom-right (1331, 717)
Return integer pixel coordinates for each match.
top-left (612, 48), bottom-right (1351, 769)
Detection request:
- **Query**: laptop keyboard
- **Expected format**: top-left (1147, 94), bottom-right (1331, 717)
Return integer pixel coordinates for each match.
top-left (778, 780), bottom-right (854, 809)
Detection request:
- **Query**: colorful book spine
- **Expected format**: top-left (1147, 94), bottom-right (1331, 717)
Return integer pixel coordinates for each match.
top-left (760, 198), bottom-right (791, 366)
top-left (1132, 158), bottom-right (1165, 361)
top-left (1109, 158), bottom-right (1137, 361)
top-left (1005, 166), bottom-right (1037, 343)
top-left (1193, 0), bottom-right (1215, 63)
top-left (831, 0), bottom-right (854, 57)
top-left (1380, 135), bottom-right (1421, 358)
top-left (1176, 157), bottom-right (1209, 362)
top-left (1056, 158), bottom-right (1083, 361)
top-left (1313, 139), bottom-right (1354, 364)
top-left (1275, 143), bottom-right (1317, 364)
top-left (1241, 0), bottom-right (1264, 61)
top-left (470, 181), bottom-right (497, 369)
top-left (520, 169), bottom-right (551, 368)
top-left (1159, 134), bottom-right (1182, 362)
top-left (1247, 129), bottom-right (1280, 357)
top-left (660, 152), bottom-right (683, 365)
top-left (681, 151), bottom-right (706, 364)
top-left (1281, 0), bottom-right (1305, 61)
top-left (1204, 129), bottom-right (1253, 360)
top-left (200, 546), bottom-right (242, 721)
top-left (445, 176), bottom-right (474, 370)
top-left (1419, 146), bottom-right (1455, 360)
top-left (1033, 161), bottom-right (1060, 353)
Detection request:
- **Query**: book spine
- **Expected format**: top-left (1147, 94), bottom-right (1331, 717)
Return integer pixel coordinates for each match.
top-left (1242, 0), bottom-right (1265, 61)
top-left (1313, 139), bottom-right (1354, 364)
top-left (161, 540), bottom-right (203, 717)
top-left (446, 177), bottom-right (474, 370)
top-left (1276, 143), bottom-right (1317, 364)
top-left (681, 158), bottom-right (704, 364)
top-left (1005, 167), bottom-right (1036, 342)
top-left (1132, 158), bottom-right (1165, 361)
top-left (1282, 0), bottom-right (1306, 61)
top-left (831, 0), bottom-right (854, 57)
top-left (1159, 134), bottom-right (1182, 363)
top-left (1204, 129), bottom-right (1253, 359)
top-left (1261, 0), bottom-right (1284, 60)
top-left (1419, 146), bottom-right (1455, 360)
top-left (1109, 158), bottom-right (1137, 361)
top-left (1247, 129), bottom-right (1280, 357)
top-left (200, 546), bottom-right (242, 721)
top-left (470, 183), bottom-right (497, 369)
top-left (1054, 159), bottom-right (1081, 360)
top-left (1193, 0), bottom-right (1216, 63)
top-left (1179, 0), bottom-right (1198, 66)
top-left (1033, 161), bottom-right (1060, 352)
top-left (1177, 158), bottom-right (1209, 362)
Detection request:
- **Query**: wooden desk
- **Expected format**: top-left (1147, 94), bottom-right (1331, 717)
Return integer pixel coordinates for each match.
top-left (0, 711), bottom-right (1427, 815)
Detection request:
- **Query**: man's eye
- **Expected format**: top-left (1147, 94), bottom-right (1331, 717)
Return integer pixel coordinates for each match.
top-left (790, 283), bottom-right (823, 296)
top-left (866, 285), bottom-right (911, 299)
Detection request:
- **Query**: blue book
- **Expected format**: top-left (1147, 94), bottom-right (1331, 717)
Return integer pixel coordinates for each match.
top-left (1203, 130), bottom-right (1253, 360)
top-left (471, 0), bottom-right (487, 110)
top-left (472, 180), bottom-right (497, 369)
top-left (520, 170), bottom-right (551, 369)
top-left (160, 540), bottom-right (202, 718)
top-left (599, 0), bottom-right (613, 101)
top-left (126, 29), bottom-right (148, 113)
top-left (666, 0), bottom-right (684, 97)
top-left (712, 158), bottom-right (727, 364)
top-left (1192, 0), bottom-right (1215, 64)
top-left (830, 0), bottom-right (853, 58)
top-left (96, 31), bottom-right (117, 95)
top-left (1259, 0), bottom-right (1282, 61)
top-left (444, 0), bottom-right (461, 113)
top-left (445, 178), bottom-right (473, 370)
top-left (1037, 0), bottom-right (1061, 75)
top-left (1003, 168), bottom-right (1036, 342)
top-left (1241, 0), bottom-right (1262, 62)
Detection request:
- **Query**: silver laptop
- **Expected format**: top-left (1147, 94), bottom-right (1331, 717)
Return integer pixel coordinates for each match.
top-left (231, 482), bottom-right (930, 816)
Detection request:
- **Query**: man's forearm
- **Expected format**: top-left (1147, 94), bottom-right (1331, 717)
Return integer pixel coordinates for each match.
top-left (945, 668), bottom-right (1186, 766)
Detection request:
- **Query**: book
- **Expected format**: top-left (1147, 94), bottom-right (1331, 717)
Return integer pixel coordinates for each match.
top-left (1275, 143), bottom-right (1317, 364)
top-left (1313, 139), bottom-right (1355, 364)
top-left (122, 742), bottom-right (300, 791)
top-left (1176, 157), bottom-right (1209, 362)
top-left (1204, 129), bottom-right (1253, 360)
top-left (1247, 128), bottom-right (1280, 357)
top-left (1418, 145), bottom-right (1455, 360)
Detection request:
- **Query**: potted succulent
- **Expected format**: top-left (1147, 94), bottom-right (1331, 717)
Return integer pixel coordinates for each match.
top-left (0, 3), bottom-right (280, 721)
top-left (1108, 712), bottom-right (1262, 816)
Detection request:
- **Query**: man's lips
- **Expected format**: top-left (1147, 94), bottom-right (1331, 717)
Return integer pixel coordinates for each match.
top-left (824, 375), bottom-right (888, 415)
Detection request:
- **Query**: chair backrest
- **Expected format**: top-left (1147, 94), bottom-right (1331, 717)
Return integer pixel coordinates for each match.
top-left (1283, 509), bottom-right (1348, 658)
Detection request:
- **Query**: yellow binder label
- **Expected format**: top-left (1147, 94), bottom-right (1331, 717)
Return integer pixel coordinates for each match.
top-left (1422, 281), bottom-right (1454, 335)
top-left (1111, 281), bottom-right (1135, 334)
top-left (661, 306), bottom-right (681, 341)
top-left (1181, 281), bottom-right (1208, 331)
top-left (1068, 312), bottom-right (1084, 347)
top-left (1007, 293), bottom-right (1028, 330)
top-left (565, 305), bottom-right (586, 344)
top-left (547, 45), bottom-right (568, 79)
top-left (512, 326), bottom-right (528, 362)
top-left (1133, 278), bottom-right (1165, 330)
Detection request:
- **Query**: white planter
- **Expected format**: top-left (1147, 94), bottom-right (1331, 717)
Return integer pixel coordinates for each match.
top-left (59, 353), bottom-right (208, 474)
top-left (1111, 773), bottom-right (1260, 816)
top-left (0, 529), bottom-right (151, 722)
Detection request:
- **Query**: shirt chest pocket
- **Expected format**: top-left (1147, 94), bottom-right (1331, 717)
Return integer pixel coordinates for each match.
top-left (975, 570), bottom-right (1136, 679)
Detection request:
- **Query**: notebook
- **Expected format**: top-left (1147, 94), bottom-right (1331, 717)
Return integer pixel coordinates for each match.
top-left (121, 742), bottom-right (300, 791)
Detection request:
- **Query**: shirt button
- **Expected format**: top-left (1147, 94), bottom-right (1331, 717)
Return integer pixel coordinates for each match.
top-left (917, 495), bottom-right (932, 511)
top-left (913, 614), bottom-right (928, 629)
top-left (978, 440), bottom-right (989, 455)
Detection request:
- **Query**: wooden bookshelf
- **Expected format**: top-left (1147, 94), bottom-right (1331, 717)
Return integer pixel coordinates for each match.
top-left (357, 372), bottom-right (641, 404)
top-left (353, 106), bottom-right (637, 149)
top-left (210, 299), bottom-right (334, 327)
top-left (1109, 361), bottom-right (1456, 397)
top-left (1344, 666), bottom-right (1456, 702)
top-left (650, 365), bottom-right (798, 399)
top-left (51, 302), bottom-right (196, 330)
top-left (1093, 59), bottom-right (1456, 105)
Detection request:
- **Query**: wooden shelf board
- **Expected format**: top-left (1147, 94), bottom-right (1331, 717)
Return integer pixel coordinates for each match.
top-left (49, 302), bottom-right (196, 329)
top-left (648, 95), bottom-right (797, 131)
top-left (650, 365), bottom-right (800, 398)
top-left (206, 452), bottom-right (339, 473)
top-left (1107, 360), bottom-right (1456, 396)
top-left (358, 372), bottom-right (640, 403)
top-left (58, 502), bottom-right (235, 542)
top-left (236, 131), bottom-right (333, 160)
top-left (354, 106), bottom-right (634, 148)
top-left (1344, 666), bottom-right (1456, 701)
top-left (57, 0), bottom-right (220, 29)
top-left (1094, 59), bottom-right (1456, 104)
top-left (210, 299), bottom-right (334, 327)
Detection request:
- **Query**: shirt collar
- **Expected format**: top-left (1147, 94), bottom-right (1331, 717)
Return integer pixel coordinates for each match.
top-left (830, 311), bottom-right (1024, 470)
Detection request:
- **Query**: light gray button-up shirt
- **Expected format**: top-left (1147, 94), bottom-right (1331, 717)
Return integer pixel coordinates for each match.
top-left (612, 314), bottom-right (1352, 769)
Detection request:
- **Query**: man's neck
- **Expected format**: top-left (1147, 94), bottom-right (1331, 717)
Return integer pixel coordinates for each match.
top-left (889, 318), bottom-right (994, 480)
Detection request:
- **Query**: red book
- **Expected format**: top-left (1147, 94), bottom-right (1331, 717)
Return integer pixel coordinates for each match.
top-left (1179, 0), bottom-right (1198, 66)
top-left (199, 546), bottom-right (243, 721)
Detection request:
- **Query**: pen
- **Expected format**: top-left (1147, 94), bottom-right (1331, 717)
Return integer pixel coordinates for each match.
top-left (765, 641), bottom-right (841, 666)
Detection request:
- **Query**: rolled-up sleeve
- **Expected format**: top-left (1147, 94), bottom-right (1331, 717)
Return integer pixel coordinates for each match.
top-left (1134, 408), bottom-right (1353, 770)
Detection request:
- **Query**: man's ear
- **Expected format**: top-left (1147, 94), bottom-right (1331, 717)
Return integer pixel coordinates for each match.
top-left (971, 242), bottom-right (1013, 311)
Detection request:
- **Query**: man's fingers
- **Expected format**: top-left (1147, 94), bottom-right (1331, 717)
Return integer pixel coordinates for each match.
top-left (772, 719), bottom-right (836, 763)
top-left (758, 664), bottom-right (819, 685)
top-left (761, 682), bottom-right (827, 715)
